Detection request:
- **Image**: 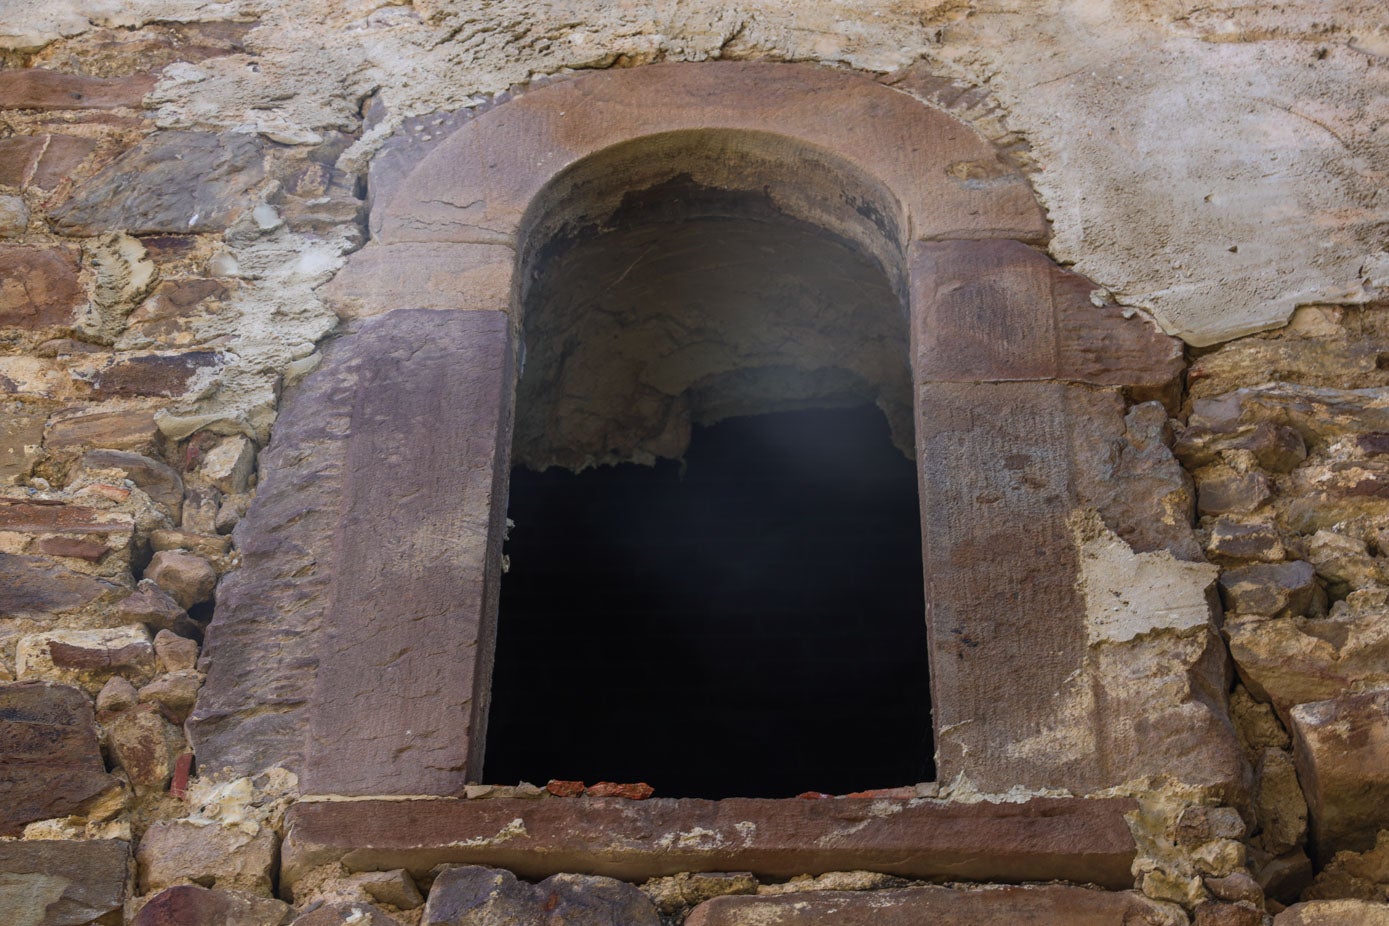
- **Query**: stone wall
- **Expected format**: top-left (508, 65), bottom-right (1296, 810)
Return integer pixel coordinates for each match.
top-left (1, 1), bottom-right (1388, 924)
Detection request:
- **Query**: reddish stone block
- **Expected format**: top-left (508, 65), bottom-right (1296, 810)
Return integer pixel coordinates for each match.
top-left (0, 552), bottom-right (121, 616)
top-left (546, 779), bottom-right (585, 797)
top-left (910, 239), bottom-right (1184, 403)
top-left (685, 885), bottom-right (1180, 926)
top-left (585, 781), bottom-right (654, 799)
top-left (0, 69), bottom-right (155, 111)
top-left (192, 309), bottom-right (514, 794)
top-left (0, 134), bottom-right (99, 189)
top-left (0, 839), bottom-right (130, 925)
top-left (84, 350), bottom-right (220, 398)
top-left (45, 404), bottom-right (164, 455)
top-left (280, 796), bottom-right (1138, 891)
top-left (0, 246), bottom-right (83, 329)
top-left (132, 884), bottom-right (290, 926)
top-left (0, 681), bottom-right (121, 835)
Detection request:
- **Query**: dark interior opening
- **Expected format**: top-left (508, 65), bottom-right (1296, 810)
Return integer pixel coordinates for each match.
top-left (485, 405), bottom-right (933, 798)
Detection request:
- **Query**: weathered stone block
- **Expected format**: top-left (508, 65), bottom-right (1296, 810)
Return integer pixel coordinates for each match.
top-left (422, 866), bottom-right (660, 926)
top-left (684, 885), bottom-right (1184, 926)
top-left (45, 404), bottom-right (164, 455)
top-left (114, 580), bottom-right (196, 635)
top-left (1274, 900), bottom-right (1389, 925)
top-left (52, 131), bottom-right (267, 235)
top-left (1220, 561), bottom-right (1319, 618)
top-left (0, 135), bottom-right (99, 190)
top-left (910, 239), bottom-right (1184, 404)
top-left (76, 449), bottom-right (184, 519)
top-left (0, 839), bottom-right (130, 925)
top-left (293, 902), bottom-right (401, 926)
top-left (0, 246), bottom-right (83, 329)
top-left (0, 402), bottom-right (46, 482)
top-left (81, 350), bottom-right (220, 398)
top-left (0, 681), bottom-right (120, 835)
top-left (281, 796), bottom-right (1139, 892)
top-left (1226, 609), bottom-right (1389, 719)
top-left (0, 68), bottom-right (154, 111)
top-left (1291, 690), bottom-right (1389, 861)
top-left (16, 626), bottom-right (156, 691)
top-left (107, 703), bottom-right (183, 793)
top-left (0, 552), bottom-right (121, 616)
top-left (320, 242), bottom-right (514, 319)
top-left (1207, 520), bottom-right (1286, 565)
top-left (137, 820), bottom-right (279, 895)
top-left (145, 550), bottom-right (217, 609)
top-left (132, 884), bottom-right (291, 926)
top-left (192, 310), bottom-right (514, 794)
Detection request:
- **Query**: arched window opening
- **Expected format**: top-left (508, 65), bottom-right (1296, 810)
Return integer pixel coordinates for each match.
top-left (484, 130), bottom-right (934, 797)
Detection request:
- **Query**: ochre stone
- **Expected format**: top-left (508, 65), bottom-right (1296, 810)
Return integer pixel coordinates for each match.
top-left (683, 885), bottom-right (1184, 926)
top-left (144, 550), bottom-right (218, 609)
top-left (280, 796), bottom-right (1138, 891)
top-left (1291, 690), bottom-right (1389, 861)
top-left (1274, 900), bottom-right (1389, 925)
top-left (0, 681), bottom-right (121, 835)
top-left (137, 820), bottom-right (279, 895)
top-left (44, 404), bottom-right (164, 455)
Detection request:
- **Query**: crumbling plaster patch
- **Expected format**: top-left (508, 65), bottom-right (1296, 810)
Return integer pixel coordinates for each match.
top-left (4, 0), bottom-right (1383, 428)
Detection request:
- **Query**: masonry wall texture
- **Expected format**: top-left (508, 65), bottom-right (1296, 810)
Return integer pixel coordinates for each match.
top-left (1, 1), bottom-right (1387, 924)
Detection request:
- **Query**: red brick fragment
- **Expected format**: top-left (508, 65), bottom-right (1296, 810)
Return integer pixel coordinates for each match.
top-left (796, 791), bottom-right (832, 800)
top-left (844, 787), bottom-right (916, 799)
top-left (586, 781), bottom-right (655, 800)
top-left (546, 780), bottom-right (585, 797)
top-left (170, 752), bottom-right (194, 798)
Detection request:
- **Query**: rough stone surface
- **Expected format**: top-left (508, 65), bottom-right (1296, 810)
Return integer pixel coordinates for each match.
top-left (1219, 561), bottom-right (1319, 619)
top-left (132, 884), bottom-right (292, 926)
top-left (0, 552), bottom-right (121, 616)
top-left (911, 238), bottom-right (1184, 405)
top-left (0, 680), bottom-right (120, 835)
top-left (683, 885), bottom-right (1184, 926)
top-left (16, 625), bottom-right (156, 691)
top-left (0, 68), bottom-right (155, 110)
top-left (919, 381), bottom-right (1240, 796)
top-left (52, 131), bottom-right (267, 235)
top-left (292, 902), bottom-right (401, 926)
top-left (1291, 690), bottom-right (1389, 861)
top-left (0, 246), bottom-right (84, 330)
top-left (281, 796), bottom-right (1138, 890)
top-left (422, 866), bottom-right (660, 926)
top-left (0, 839), bottom-right (130, 926)
top-left (137, 819), bottom-right (279, 895)
top-left (144, 549), bottom-right (217, 609)
top-left (192, 310), bottom-right (514, 794)
top-left (114, 580), bottom-right (195, 634)
top-left (1227, 605), bottom-right (1389, 720)
top-left (0, 134), bottom-right (98, 190)
top-left (1274, 900), bottom-right (1389, 925)
top-left (106, 702), bottom-right (182, 793)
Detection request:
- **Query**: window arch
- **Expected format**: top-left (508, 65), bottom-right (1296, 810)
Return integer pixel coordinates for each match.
top-left (191, 63), bottom-right (1230, 815)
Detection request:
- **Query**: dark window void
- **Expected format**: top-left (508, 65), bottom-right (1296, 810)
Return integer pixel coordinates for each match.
top-left (485, 405), bottom-right (933, 798)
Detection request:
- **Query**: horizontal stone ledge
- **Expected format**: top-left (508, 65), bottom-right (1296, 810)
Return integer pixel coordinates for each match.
top-left (281, 796), bottom-right (1139, 894)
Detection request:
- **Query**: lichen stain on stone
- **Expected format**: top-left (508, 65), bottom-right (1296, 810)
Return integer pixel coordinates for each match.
top-left (1070, 508), bottom-right (1219, 646)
